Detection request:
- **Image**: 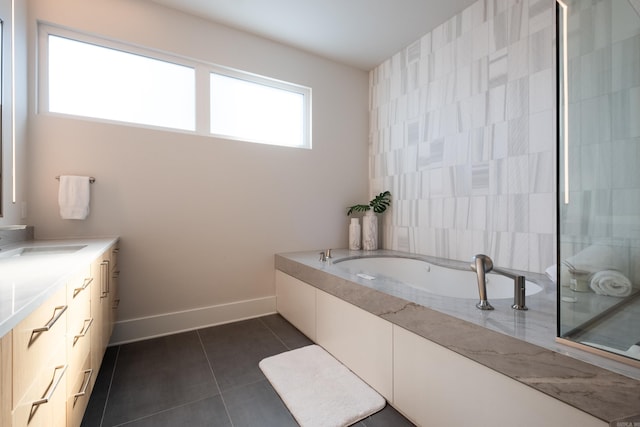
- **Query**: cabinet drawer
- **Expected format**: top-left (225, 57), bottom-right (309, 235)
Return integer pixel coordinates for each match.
top-left (12, 344), bottom-right (67, 427)
top-left (66, 266), bottom-right (92, 309)
top-left (67, 354), bottom-right (92, 427)
top-left (67, 269), bottom-right (92, 368)
top-left (13, 286), bottom-right (67, 404)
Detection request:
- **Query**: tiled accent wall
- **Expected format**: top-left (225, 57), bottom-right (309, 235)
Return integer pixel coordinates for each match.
top-left (369, 0), bottom-right (556, 273)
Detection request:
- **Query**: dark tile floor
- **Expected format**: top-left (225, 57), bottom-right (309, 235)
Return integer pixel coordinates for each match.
top-left (82, 314), bottom-right (415, 427)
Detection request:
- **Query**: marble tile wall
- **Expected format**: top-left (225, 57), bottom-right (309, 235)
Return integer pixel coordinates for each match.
top-left (370, 0), bottom-right (556, 273)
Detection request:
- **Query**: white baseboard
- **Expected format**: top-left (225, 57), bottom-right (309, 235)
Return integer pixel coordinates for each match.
top-left (109, 296), bottom-right (277, 345)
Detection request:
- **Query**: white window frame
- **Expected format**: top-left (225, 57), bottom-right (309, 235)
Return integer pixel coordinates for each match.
top-left (38, 23), bottom-right (312, 149)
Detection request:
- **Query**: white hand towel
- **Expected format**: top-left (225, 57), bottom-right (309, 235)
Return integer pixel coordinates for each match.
top-left (58, 175), bottom-right (91, 220)
top-left (589, 270), bottom-right (633, 297)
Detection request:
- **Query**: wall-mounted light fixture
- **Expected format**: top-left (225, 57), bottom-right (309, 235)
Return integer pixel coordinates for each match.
top-left (558, 0), bottom-right (569, 204)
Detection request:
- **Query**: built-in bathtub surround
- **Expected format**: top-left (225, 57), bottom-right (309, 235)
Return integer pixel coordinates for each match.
top-left (275, 250), bottom-right (640, 424)
top-left (369, 0), bottom-right (556, 273)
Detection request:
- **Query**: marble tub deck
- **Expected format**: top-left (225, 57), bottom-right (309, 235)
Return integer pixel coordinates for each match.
top-left (275, 249), bottom-right (640, 424)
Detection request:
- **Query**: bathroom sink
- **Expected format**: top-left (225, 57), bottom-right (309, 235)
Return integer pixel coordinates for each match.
top-left (0, 245), bottom-right (87, 258)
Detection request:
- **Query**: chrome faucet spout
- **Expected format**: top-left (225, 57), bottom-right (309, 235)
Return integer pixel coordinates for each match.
top-left (470, 254), bottom-right (494, 310)
top-left (471, 255), bottom-right (528, 311)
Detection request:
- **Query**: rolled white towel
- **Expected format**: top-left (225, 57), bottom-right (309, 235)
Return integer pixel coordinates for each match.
top-left (589, 270), bottom-right (632, 297)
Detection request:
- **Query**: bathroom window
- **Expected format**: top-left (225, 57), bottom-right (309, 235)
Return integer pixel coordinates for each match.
top-left (42, 30), bottom-right (196, 132)
top-left (38, 24), bottom-right (311, 148)
top-left (210, 72), bottom-right (311, 148)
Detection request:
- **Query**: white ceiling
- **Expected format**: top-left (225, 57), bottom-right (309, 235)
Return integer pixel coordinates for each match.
top-left (149, 0), bottom-right (477, 70)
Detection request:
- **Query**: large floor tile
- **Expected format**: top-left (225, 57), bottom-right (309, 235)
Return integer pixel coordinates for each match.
top-left (102, 331), bottom-right (219, 426)
top-left (223, 380), bottom-right (298, 427)
top-left (117, 396), bottom-right (231, 427)
top-left (82, 346), bottom-right (119, 427)
top-left (260, 314), bottom-right (314, 350)
top-left (198, 318), bottom-right (289, 391)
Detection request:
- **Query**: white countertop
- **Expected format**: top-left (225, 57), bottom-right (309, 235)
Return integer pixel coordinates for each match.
top-left (0, 237), bottom-right (119, 337)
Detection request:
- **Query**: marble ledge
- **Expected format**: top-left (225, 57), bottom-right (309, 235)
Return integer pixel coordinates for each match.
top-left (275, 251), bottom-right (640, 424)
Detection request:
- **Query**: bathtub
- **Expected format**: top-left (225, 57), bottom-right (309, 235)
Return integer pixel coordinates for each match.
top-left (332, 256), bottom-right (542, 300)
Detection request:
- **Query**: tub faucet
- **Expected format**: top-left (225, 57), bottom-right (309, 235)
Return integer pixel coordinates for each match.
top-left (319, 249), bottom-right (332, 262)
top-left (470, 254), bottom-right (528, 311)
top-left (471, 254), bottom-right (494, 310)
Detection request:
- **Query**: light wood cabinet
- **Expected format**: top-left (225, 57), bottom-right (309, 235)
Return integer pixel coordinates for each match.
top-left (1, 332), bottom-right (12, 427)
top-left (2, 242), bottom-right (119, 427)
top-left (66, 266), bottom-right (93, 427)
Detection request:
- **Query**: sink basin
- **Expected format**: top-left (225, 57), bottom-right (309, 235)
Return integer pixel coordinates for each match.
top-left (0, 245), bottom-right (87, 258)
top-left (334, 257), bottom-right (543, 300)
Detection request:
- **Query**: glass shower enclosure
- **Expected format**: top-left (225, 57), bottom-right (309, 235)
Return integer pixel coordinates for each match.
top-left (557, 0), bottom-right (640, 365)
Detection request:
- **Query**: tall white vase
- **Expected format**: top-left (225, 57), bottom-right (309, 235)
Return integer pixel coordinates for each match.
top-left (362, 210), bottom-right (378, 250)
top-left (349, 218), bottom-right (361, 250)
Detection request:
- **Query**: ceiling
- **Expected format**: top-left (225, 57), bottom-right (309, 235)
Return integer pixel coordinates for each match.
top-left (149, 0), bottom-right (477, 70)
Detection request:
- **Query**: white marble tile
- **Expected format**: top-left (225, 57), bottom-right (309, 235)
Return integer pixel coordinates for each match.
top-left (491, 121), bottom-right (509, 159)
top-left (528, 233), bottom-right (556, 273)
top-left (508, 0), bottom-right (529, 43)
top-left (528, 109), bottom-right (554, 153)
top-left (529, 68), bottom-right (553, 114)
top-left (508, 115), bottom-right (529, 156)
top-left (456, 31), bottom-right (473, 69)
top-left (612, 86), bottom-right (640, 139)
top-left (509, 193), bottom-right (529, 233)
top-left (487, 84), bottom-right (506, 124)
top-left (472, 161), bottom-right (490, 194)
top-left (470, 196), bottom-right (488, 230)
top-left (508, 155), bottom-right (529, 194)
top-left (529, 26), bottom-right (553, 74)
top-left (489, 158), bottom-right (509, 196)
top-left (473, 20), bottom-right (490, 60)
top-left (471, 92), bottom-right (488, 128)
top-left (471, 57), bottom-right (489, 95)
top-left (612, 138), bottom-right (640, 189)
top-left (580, 94), bottom-right (611, 145)
top-left (506, 76), bottom-right (529, 119)
top-left (529, 0), bottom-right (552, 35)
top-left (529, 192), bottom-right (554, 234)
top-left (489, 194), bottom-right (509, 231)
top-left (489, 11), bottom-right (509, 53)
top-left (489, 47), bottom-right (508, 88)
top-left (508, 38), bottom-right (529, 81)
top-left (528, 151), bottom-right (555, 194)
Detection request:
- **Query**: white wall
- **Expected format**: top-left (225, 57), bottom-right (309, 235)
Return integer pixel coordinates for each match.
top-left (26, 0), bottom-right (369, 342)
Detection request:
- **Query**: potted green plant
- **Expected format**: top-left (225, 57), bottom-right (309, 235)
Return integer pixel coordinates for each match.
top-left (346, 191), bottom-right (391, 216)
top-left (346, 191), bottom-right (391, 250)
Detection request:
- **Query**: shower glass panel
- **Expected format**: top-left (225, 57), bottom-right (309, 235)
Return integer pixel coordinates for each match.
top-left (557, 0), bottom-right (640, 364)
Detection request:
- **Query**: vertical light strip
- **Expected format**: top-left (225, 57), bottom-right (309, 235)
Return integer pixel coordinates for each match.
top-left (558, 0), bottom-right (570, 204)
top-left (10, 0), bottom-right (16, 203)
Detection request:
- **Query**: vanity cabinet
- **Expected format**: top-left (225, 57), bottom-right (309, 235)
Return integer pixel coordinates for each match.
top-left (1, 241), bottom-right (119, 427)
top-left (66, 266), bottom-right (93, 427)
top-left (12, 286), bottom-right (68, 427)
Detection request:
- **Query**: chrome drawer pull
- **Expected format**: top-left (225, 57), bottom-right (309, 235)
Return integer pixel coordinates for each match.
top-left (73, 277), bottom-right (93, 297)
top-left (32, 305), bottom-right (68, 333)
top-left (73, 318), bottom-right (94, 344)
top-left (74, 369), bottom-right (93, 398)
top-left (101, 261), bottom-right (110, 298)
top-left (32, 364), bottom-right (68, 406)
